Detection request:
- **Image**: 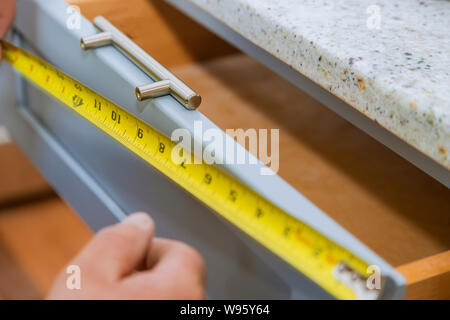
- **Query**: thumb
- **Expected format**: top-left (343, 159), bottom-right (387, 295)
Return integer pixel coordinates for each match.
top-left (74, 212), bottom-right (155, 281)
top-left (0, 0), bottom-right (16, 39)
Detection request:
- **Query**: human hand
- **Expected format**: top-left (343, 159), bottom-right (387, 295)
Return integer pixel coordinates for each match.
top-left (47, 212), bottom-right (206, 299)
top-left (0, 0), bottom-right (16, 60)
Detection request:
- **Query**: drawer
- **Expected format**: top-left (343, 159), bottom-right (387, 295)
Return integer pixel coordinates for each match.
top-left (2, 0), bottom-right (447, 299)
top-left (69, 0), bottom-right (450, 299)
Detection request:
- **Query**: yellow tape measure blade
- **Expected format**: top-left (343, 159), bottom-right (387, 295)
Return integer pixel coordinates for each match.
top-left (2, 41), bottom-right (376, 300)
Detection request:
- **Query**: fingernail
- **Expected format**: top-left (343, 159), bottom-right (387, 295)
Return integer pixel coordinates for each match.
top-left (122, 212), bottom-right (153, 230)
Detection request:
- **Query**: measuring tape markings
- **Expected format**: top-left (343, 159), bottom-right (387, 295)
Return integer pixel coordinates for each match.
top-left (2, 41), bottom-right (372, 299)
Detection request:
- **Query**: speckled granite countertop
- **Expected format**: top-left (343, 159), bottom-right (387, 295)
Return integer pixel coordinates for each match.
top-left (188, 0), bottom-right (450, 169)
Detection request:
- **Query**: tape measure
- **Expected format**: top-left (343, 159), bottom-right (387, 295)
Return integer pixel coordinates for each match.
top-left (2, 41), bottom-right (374, 300)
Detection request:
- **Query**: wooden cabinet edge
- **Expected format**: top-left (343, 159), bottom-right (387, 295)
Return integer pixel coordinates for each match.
top-left (396, 250), bottom-right (450, 300)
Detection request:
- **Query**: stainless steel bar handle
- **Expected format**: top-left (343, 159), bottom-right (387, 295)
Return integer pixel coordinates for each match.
top-left (80, 16), bottom-right (201, 110)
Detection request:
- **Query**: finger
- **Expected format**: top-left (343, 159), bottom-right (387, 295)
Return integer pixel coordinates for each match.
top-left (122, 238), bottom-right (206, 299)
top-left (147, 238), bottom-right (206, 287)
top-left (0, 0), bottom-right (16, 39)
top-left (73, 212), bottom-right (155, 281)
